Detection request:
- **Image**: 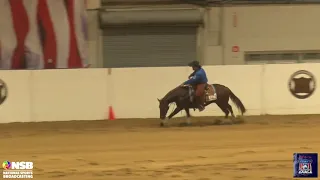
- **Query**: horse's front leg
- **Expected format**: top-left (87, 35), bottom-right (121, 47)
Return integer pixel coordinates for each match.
top-left (160, 107), bottom-right (182, 127)
top-left (160, 107), bottom-right (182, 126)
top-left (167, 107), bottom-right (183, 119)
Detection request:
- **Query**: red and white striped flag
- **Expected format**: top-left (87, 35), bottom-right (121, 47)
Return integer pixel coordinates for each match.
top-left (0, 0), bottom-right (88, 69)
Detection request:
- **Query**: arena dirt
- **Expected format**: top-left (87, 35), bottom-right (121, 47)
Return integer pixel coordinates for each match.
top-left (0, 115), bottom-right (319, 180)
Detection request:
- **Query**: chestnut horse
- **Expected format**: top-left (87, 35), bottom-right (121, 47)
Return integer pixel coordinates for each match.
top-left (158, 84), bottom-right (246, 126)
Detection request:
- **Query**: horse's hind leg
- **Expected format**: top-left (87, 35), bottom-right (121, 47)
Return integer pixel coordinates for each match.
top-left (227, 103), bottom-right (235, 118)
top-left (217, 102), bottom-right (229, 119)
top-left (184, 108), bottom-right (191, 125)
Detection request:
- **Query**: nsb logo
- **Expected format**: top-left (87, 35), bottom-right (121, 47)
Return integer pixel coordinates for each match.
top-left (2, 161), bottom-right (33, 170)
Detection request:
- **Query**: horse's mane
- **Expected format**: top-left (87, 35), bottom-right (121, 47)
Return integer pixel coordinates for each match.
top-left (161, 86), bottom-right (187, 103)
top-left (161, 87), bottom-right (178, 101)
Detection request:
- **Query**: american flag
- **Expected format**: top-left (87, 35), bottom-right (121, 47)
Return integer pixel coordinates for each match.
top-left (0, 0), bottom-right (88, 69)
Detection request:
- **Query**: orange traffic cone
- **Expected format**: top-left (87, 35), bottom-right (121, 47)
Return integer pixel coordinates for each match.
top-left (108, 106), bottom-right (115, 120)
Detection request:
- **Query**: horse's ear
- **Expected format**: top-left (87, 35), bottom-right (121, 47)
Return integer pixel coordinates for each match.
top-left (157, 98), bottom-right (160, 102)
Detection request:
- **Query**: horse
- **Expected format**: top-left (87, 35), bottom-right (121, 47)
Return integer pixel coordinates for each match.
top-left (157, 84), bottom-right (246, 127)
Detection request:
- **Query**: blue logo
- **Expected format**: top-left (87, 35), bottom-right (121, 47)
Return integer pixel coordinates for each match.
top-left (293, 153), bottom-right (318, 178)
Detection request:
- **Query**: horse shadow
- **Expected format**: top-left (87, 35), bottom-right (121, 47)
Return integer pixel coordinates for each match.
top-left (161, 116), bottom-right (246, 128)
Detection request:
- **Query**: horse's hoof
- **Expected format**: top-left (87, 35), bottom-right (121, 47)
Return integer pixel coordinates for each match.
top-left (213, 119), bottom-right (222, 125)
top-left (160, 122), bottom-right (164, 127)
top-left (230, 117), bottom-right (236, 122)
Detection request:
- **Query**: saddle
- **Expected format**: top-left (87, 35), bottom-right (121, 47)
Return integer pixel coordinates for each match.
top-left (183, 84), bottom-right (217, 103)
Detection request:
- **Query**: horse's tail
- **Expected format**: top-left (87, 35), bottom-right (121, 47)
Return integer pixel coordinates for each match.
top-left (229, 90), bottom-right (246, 115)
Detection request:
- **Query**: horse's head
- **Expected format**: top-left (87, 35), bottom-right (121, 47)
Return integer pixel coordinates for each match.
top-left (158, 86), bottom-right (189, 119)
top-left (158, 98), bottom-right (169, 120)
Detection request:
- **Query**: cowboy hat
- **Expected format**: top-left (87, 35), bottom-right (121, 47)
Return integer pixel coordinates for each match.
top-left (188, 61), bottom-right (201, 67)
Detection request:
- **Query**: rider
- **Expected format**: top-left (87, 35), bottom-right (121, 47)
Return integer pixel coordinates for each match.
top-left (181, 61), bottom-right (208, 112)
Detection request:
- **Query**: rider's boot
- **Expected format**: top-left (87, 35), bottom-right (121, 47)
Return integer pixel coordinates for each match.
top-left (195, 96), bottom-right (205, 112)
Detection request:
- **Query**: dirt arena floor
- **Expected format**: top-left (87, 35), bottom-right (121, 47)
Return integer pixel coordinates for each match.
top-left (0, 115), bottom-right (320, 180)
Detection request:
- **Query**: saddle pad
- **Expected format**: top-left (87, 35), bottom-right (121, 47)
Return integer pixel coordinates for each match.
top-left (206, 84), bottom-right (217, 101)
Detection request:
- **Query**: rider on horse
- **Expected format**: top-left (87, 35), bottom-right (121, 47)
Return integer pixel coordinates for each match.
top-left (181, 61), bottom-right (208, 112)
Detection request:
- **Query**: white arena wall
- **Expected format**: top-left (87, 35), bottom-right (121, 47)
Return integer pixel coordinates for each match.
top-left (0, 63), bottom-right (319, 123)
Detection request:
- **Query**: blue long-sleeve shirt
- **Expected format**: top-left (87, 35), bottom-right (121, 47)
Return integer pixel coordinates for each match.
top-left (183, 68), bottom-right (208, 85)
